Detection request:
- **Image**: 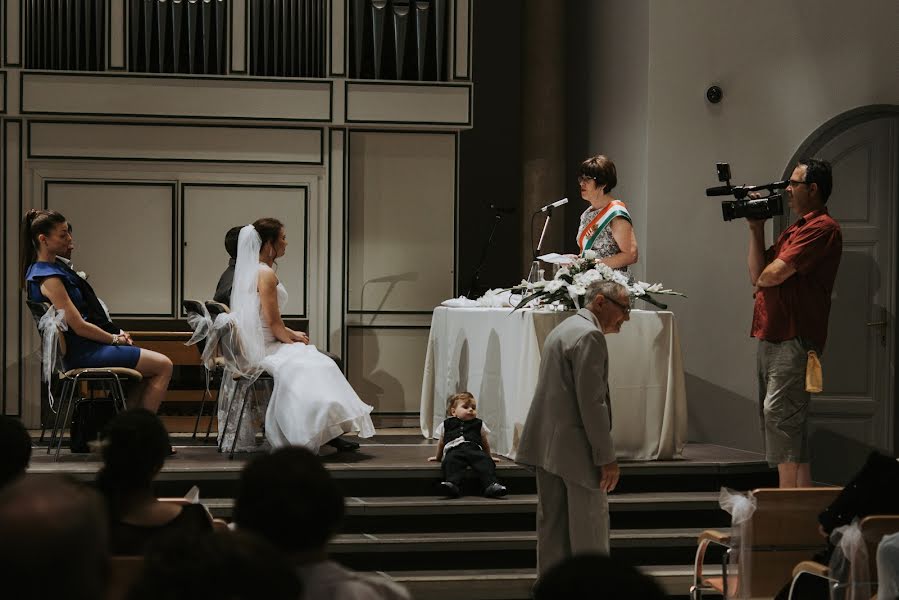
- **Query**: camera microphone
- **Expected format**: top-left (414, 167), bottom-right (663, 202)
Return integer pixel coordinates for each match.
top-left (747, 180), bottom-right (789, 192)
top-left (705, 185), bottom-right (737, 196)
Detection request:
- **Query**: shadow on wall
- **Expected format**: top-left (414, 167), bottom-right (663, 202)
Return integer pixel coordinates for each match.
top-left (810, 428), bottom-right (883, 486)
top-left (686, 372), bottom-right (762, 453)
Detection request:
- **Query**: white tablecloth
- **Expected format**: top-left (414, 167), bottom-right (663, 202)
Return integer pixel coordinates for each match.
top-left (419, 307), bottom-right (687, 461)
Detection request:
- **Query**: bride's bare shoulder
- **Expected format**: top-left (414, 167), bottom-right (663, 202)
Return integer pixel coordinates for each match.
top-left (257, 264), bottom-right (279, 286)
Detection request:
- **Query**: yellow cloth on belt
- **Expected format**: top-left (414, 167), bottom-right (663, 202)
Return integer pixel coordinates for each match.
top-left (806, 350), bottom-right (823, 393)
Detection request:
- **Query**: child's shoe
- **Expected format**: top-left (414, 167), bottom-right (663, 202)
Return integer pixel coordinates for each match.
top-left (484, 483), bottom-right (507, 498)
top-left (439, 481), bottom-right (462, 498)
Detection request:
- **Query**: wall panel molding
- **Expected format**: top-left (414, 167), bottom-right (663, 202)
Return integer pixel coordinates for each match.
top-left (345, 81), bottom-right (471, 126)
top-left (21, 72), bottom-right (333, 122)
top-left (3, 120), bottom-right (23, 415)
top-left (29, 121), bottom-right (324, 164)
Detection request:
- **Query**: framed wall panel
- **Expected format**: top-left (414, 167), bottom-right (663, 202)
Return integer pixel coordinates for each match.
top-left (3, 120), bottom-right (23, 415)
top-left (346, 326), bottom-right (431, 414)
top-left (46, 181), bottom-right (176, 316)
top-left (452, 0), bottom-right (471, 80)
top-left (182, 184), bottom-right (308, 317)
top-left (21, 73), bottom-right (333, 122)
top-left (347, 131), bottom-right (456, 313)
top-left (345, 81), bottom-right (472, 126)
top-left (5, 0), bottom-right (20, 66)
top-left (29, 121), bottom-right (324, 164)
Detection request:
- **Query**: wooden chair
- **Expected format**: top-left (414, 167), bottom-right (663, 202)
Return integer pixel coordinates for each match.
top-left (25, 300), bottom-right (142, 460)
top-left (788, 514), bottom-right (899, 599)
top-left (690, 487), bottom-right (842, 599)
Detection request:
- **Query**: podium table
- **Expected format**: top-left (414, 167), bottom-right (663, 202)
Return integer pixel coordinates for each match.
top-left (419, 307), bottom-right (687, 461)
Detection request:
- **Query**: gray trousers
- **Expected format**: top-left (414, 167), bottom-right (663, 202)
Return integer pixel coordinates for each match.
top-left (535, 467), bottom-right (609, 575)
top-left (757, 338), bottom-right (811, 466)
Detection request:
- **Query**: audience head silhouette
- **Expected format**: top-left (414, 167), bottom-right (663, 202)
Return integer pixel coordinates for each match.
top-left (0, 475), bottom-right (108, 600)
top-left (126, 530), bottom-right (302, 600)
top-left (96, 409), bottom-right (171, 518)
top-left (533, 553), bottom-right (666, 600)
top-left (224, 225), bottom-right (243, 260)
top-left (234, 446), bottom-right (345, 554)
top-left (0, 416), bottom-right (32, 488)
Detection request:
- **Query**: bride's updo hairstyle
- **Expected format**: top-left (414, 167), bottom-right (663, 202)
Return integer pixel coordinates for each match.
top-left (253, 217), bottom-right (284, 263)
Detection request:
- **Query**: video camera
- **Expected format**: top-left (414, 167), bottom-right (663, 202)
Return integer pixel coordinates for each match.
top-left (706, 163), bottom-right (786, 222)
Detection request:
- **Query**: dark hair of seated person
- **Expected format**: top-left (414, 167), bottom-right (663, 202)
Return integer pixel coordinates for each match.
top-left (0, 416), bottom-right (32, 488)
top-left (533, 554), bottom-right (667, 600)
top-left (233, 446), bottom-right (345, 554)
top-left (224, 225), bottom-right (242, 260)
top-left (126, 530), bottom-right (302, 600)
top-left (96, 409), bottom-right (212, 555)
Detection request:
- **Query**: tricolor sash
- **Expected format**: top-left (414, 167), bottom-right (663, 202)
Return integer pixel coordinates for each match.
top-left (578, 200), bottom-right (632, 255)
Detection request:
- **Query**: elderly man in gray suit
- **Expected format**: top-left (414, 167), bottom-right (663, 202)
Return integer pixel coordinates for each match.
top-left (516, 279), bottom-right (630, 574)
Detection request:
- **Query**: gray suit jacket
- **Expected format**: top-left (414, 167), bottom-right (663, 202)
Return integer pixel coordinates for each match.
top-left (515, 308), bottom-right (615, 489)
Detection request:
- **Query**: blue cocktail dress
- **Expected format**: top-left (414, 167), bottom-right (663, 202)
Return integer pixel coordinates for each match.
top-left (25, 261), bottom-right (140, 370)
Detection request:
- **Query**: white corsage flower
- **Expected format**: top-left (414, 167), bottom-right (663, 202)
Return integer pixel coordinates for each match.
top-left (584, 249), bottom-right (597, 261)
top-left (76, 271), bottom-right (88, 280)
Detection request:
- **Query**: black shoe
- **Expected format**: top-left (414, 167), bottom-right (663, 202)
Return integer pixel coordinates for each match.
top-left (484, 483), bottom-right (507, 498)
top-left (439, 481), bottom-right (462, 498)
top-left (326, 437), bottom-right (360, 452)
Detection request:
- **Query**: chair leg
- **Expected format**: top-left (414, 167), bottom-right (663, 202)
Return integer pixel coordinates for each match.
top-left (203, 371), bottom-right (219, 443)
top-left (111, 375), bottom-right (129, 413)
top-left (218, 379), bottom-right (243, 453)
top-left (228, 381), bottom-right (254, 460)
top-left (192, 369), bottom-right (211, 440)
top-left (55, 382), bottom-right (77, 461)
top-left (46, 379), bottom-right (70, 454)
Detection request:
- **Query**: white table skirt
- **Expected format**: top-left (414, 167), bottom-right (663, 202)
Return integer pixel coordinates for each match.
top-left (419, 307), bottom-right (687, 461)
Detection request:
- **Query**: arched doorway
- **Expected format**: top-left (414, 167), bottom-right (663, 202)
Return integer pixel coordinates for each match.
top-left (782, 106), bottom-right (899, 484)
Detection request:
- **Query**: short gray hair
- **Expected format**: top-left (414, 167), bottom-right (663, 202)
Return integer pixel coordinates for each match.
top-left (584, 280), bottom-right (628, 306)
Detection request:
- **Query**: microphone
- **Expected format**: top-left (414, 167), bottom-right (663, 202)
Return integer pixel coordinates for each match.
top-left (748, 180), bottom-right (789, 192)
top-left (539, 197), bottom-right (568, 213)
top-left (705, 185), bottom-right (736, 196)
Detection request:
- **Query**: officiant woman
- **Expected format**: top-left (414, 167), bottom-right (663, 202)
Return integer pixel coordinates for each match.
top-left (575, 155), bottom-right (639, 276)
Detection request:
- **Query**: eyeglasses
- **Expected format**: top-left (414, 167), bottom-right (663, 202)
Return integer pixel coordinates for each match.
top-left (602, 295), bottom-right (630, 315)
top-left (787, 179), bottom-right (810, 188)
top-left (577, 175), bottom-right (597, 185)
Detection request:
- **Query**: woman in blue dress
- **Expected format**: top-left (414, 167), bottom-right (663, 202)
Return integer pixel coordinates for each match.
top-left (21, 209), bottom-right (173, 412)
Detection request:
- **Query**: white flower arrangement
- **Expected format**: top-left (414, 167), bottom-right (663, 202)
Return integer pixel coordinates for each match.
top-left (76, 270), bottom-right (89, 280)
top-left (512, 256), bottom-right (685, 311)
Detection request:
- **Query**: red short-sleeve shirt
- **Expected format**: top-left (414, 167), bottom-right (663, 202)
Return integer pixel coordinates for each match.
top-left (751, 209), bottom-right (842, 351)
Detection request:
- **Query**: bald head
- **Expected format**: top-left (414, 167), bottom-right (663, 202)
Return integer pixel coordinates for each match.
top-left (0, 475), bottom-right (108, 600)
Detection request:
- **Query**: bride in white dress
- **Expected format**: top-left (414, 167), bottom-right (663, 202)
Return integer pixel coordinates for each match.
top-left (221, 219), bottom-right (375, 453)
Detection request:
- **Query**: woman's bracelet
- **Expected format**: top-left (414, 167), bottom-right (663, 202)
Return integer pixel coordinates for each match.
top-left (111, 334), bottom-right (120, 346)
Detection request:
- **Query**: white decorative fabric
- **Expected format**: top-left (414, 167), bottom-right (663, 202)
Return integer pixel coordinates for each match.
top-left (829, 520), bottom-right (871, 600)
top-left (37, 306), bottom-right (68, 413)
top-left (876, 531), bottom-right (899, 600)
top-left (718, 487), bottom-right (758, 600)
top-left (419, 307), bottom-right (687, 460)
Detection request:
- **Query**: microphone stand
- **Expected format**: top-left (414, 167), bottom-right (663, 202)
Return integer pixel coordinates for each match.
top-left (534, 206), bottom-right (554, 260)
top-left (466, 206), bottom-right (505, 298)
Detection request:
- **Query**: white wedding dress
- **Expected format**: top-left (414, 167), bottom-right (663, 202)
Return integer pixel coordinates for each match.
top-left (260, 279), bottom-right (375, 450)
top-left (218, 269), bottom-right (375, 453)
